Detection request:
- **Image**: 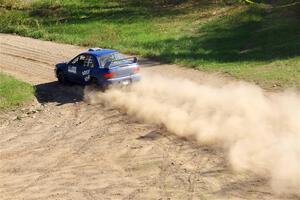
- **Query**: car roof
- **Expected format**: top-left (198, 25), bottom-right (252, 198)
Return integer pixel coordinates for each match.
top-left (83, 48), bottom-right (118, 57)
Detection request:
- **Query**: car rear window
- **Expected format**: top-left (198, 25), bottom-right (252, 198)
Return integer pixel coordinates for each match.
top-left (98, 53), bottom-right (130, 68)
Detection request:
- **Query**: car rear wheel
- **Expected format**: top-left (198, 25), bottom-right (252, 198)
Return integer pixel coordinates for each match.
top-left (89, 77), bottom-right (107, 92)
top-left (57, 71), bottom-right (66, 84)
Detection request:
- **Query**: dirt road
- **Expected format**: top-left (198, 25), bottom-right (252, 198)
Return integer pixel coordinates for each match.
top-left (0, 34), bottom-right (296, 200)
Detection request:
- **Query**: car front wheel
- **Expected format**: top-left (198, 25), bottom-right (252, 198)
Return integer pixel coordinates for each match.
top-left (57, 71), bottom-right (66, 84)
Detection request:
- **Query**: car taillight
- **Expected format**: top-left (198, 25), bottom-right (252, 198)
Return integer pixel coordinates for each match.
top-left (133, 67), bottom-right (140, 73)
top-left (104, 72), bottom-right (114, 78)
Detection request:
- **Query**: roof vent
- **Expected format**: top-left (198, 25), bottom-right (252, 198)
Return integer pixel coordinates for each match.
top-left (88, 47), bottom-right (103, 51)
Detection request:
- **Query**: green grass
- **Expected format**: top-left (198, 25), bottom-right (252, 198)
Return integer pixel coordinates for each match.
top-left (0, 72), bottom-right (35, 109)
top-left (0, 0), bottom-right (299, 89)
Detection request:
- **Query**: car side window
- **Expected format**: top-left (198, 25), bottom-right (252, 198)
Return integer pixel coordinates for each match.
top-left (72, 55), bottom-right (86, 66)
top-left (71, 56), bottom-right (79, 64)
top-left (83, 55), bottom-right (95, 68)
top-left (99, 54), bottom-right (114, 68)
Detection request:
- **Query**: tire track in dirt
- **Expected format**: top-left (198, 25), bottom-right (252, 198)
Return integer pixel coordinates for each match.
top-left (2, 42), bottom-right (64, 60)
top-left (0, 34), bottom-right (296, 200)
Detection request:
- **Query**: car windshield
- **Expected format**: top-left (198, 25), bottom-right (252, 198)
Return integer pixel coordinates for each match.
top-left (98, 53), bottom-right (129, 68)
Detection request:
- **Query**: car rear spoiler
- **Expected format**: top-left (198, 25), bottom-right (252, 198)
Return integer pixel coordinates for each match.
top-left (104, 56), bottom-right (138, 68)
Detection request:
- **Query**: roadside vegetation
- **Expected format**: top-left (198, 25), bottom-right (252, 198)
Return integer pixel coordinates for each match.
top-left (0, 72), bottom-right (35, 109)
top-left (0, 0), bottom-right (299, 89)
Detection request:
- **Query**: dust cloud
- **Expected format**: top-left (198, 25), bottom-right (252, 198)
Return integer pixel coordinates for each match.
top-left (85, 73), bottom-right (300, 196)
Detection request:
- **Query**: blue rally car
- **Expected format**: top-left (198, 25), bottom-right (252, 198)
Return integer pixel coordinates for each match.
top-left (55, 48), bottom-right (141, 89)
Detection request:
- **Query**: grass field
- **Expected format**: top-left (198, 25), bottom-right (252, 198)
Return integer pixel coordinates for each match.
top-left (0, 0), bottom-right (299, 89)
top-left (0, 72), bottom-right (35, 109)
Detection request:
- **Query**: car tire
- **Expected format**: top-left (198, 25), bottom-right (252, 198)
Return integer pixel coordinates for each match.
top-left (89, 77), bottom-right (107, 92)
top-left (57, 71), bottom-right (66, 84)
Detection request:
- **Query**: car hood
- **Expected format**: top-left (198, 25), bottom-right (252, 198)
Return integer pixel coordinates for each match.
top-left (56, 62), bottom-right (68, 69)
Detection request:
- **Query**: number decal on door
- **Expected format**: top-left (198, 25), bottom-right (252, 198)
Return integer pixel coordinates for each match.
top-left (82, 69), bottom-right (90, 76)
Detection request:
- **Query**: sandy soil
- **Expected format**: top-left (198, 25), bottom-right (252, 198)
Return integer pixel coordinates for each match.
top-left (0, 34), bottom-right (296, 200)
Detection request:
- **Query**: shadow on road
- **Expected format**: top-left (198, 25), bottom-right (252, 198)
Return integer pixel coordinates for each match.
top-left (35, 81), bottom-right (84, 106)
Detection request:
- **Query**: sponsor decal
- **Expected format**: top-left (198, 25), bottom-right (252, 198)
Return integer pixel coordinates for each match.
top-left (68, 66), bottom-right (77, 74)
top-left (84, 75), bottom-right (91, 82)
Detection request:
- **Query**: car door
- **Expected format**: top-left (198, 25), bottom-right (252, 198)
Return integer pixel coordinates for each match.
top-left (76, 54), bottom-right (98, 84)
top-left (67, 54), bottom-right (86, 82)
